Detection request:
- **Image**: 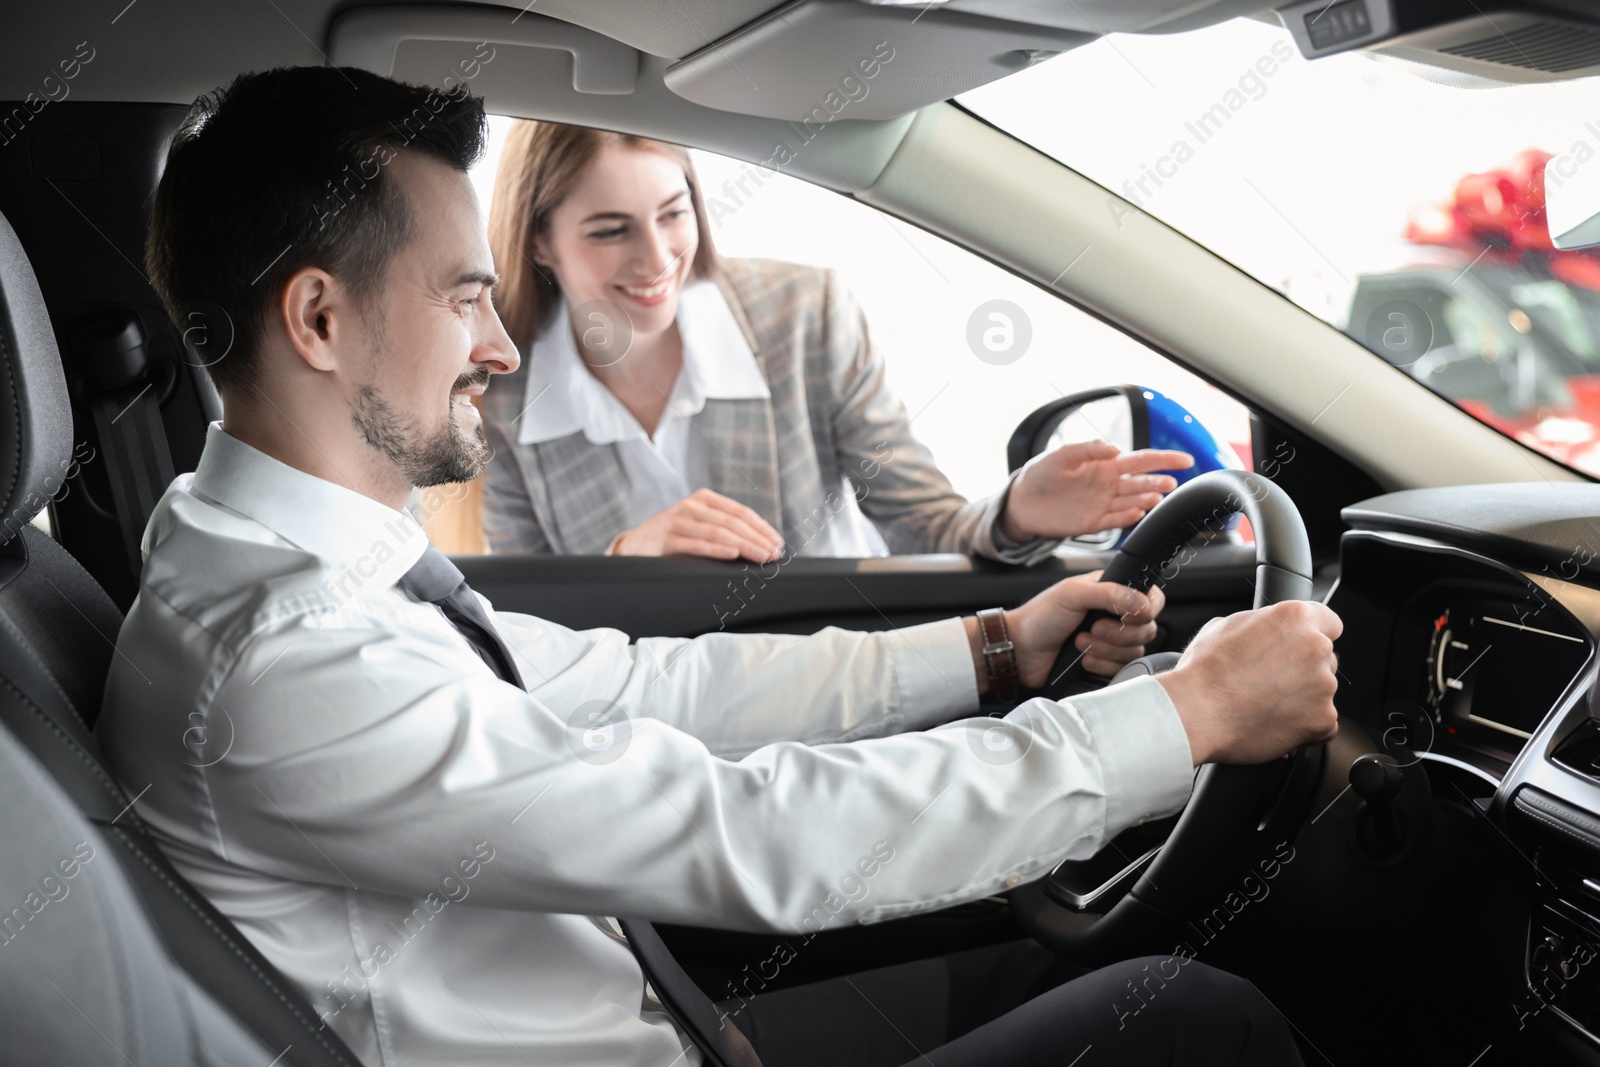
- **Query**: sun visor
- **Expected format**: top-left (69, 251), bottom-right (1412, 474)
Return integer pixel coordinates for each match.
top-left (663, 0), bottom-right (1090, 122)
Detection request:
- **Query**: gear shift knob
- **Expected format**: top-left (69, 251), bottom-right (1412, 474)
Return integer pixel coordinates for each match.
top-left (1348, 753), bottom-right (1420, 866)
top-left (1350, 754), bottom-right (1404, 803)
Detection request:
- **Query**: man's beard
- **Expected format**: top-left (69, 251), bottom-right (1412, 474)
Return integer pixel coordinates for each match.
top-left (350, 370), bottom-right (492, 488)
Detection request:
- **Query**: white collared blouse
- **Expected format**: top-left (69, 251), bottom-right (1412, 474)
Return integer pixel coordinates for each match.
top-left (516, 281), bottom-right (771, 525)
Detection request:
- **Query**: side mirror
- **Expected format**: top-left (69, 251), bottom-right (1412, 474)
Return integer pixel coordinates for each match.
top-left (1008, 384), bottom-right (1238, 476)
top-left (1007, 384), bottom-right (1146, 474)
top-left (1007, 384), bottom-right (1243, 546)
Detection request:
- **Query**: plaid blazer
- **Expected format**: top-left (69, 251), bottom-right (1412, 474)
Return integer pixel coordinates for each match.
top-left (478, 257), bottom-right (1056, 563)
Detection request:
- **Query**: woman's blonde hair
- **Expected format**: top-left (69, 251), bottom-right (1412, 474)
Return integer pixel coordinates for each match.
top-left (488, 120), bottom-right (721, 350)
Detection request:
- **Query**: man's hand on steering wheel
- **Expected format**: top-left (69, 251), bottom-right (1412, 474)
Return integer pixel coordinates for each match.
top-left (1155, 602), bottom-right (1343, 766)
top-left (962, 573), bottom-right (1344, 768)
top-left (995, 470), bottom-right (1345, 963)
top-left (965, 571), bottom-right (1165, 689)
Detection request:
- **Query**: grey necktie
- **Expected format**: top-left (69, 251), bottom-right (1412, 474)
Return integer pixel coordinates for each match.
top-left (398, 547), bottom-right (526, 690)
top-left (399, 549), bottom-right (760, 1065)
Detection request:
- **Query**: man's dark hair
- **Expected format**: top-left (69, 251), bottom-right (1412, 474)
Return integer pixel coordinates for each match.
top-left (146, 66), bottom-right (488, 395)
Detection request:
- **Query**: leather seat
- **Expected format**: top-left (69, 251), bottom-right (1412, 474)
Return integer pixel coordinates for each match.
top-left (0, 207), bottom-right (365, 1065)
top-left (0, 724), bottom-right (274, 1063)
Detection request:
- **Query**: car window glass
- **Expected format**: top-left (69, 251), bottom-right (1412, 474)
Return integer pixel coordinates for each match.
top-left (1443, 295), bottom-right (1513, 366)
top-left (422, 118), bottom-right (1251, 555)
top-left (961, 16), bottom-right (1600, 478)
top-left (1508, 280), bottom-right (1598, 362)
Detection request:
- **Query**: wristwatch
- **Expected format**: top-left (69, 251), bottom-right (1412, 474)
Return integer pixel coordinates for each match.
top-left (976, 607), bottom-right (1018, 702)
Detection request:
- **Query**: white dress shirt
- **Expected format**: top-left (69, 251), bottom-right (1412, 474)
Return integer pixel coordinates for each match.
top-left (96, 423), bottom-right (1196, 1067)
top-left (516, 280), bottom-right (887, 556)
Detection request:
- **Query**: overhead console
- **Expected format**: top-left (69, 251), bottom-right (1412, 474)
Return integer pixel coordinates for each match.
top-left (1273, 0), bottom-right (1600, 83)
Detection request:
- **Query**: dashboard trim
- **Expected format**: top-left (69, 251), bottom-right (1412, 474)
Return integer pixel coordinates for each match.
top-left (1416, 750), bottom-right (1503, 788)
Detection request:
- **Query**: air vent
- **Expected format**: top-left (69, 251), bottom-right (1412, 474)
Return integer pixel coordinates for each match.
top-left (1371, 13), bottom-right (1600, 87)
top-left (1440, 19), bottom-right (1600, 73)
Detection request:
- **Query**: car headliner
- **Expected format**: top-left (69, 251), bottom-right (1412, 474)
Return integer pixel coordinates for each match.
top-left (0, 0), bottom-right (1282, 107)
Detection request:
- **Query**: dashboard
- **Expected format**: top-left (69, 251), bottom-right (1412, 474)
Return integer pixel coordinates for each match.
top-left (1338, 484), bottom-right (1600, 1050)
top-left (1329, 527), bottom-right (1597, 777)
top-left (1386, 577), bottom-right (1591, 768)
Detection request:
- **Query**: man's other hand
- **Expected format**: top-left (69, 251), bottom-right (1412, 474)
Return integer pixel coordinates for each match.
top-left (964, 570), bottom-right (1165, 689)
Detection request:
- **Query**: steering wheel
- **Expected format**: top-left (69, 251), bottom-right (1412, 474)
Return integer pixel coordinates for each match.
top-left (1008, 469), bottom-right (1329, 965)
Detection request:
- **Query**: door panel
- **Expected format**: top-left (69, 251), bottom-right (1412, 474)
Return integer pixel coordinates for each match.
top-left (456, 540), bottom-right (1265, 651)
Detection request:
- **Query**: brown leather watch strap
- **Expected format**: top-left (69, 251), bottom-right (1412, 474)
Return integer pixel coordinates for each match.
top-left (976, 607), bottom-right (1018, 702)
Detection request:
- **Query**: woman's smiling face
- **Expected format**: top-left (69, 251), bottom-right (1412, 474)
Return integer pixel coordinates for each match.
top-left (534, 142), bottom-right (699, 356)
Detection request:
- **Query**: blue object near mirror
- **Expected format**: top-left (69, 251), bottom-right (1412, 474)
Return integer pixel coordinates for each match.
top-left (1141, 387), bottom-right (1240, 486)
top-left (1007, 384), bottom-right (1242, 546)
top-left (1008, 384), bottom-right (1238, 479)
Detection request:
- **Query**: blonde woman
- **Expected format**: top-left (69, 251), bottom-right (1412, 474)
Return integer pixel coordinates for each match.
top-left (479, 120), bottom-right (1189, 562)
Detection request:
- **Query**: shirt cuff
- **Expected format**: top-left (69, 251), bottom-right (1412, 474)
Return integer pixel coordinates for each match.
top-left (886, 617), bottom-right (978, 730)
top-left (1066, 673), bottom-right (1196, 839)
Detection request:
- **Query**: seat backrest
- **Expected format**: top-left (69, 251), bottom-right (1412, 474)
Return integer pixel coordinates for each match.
top-left (0, 723), bottom-right (274, 1065)
top-left (0, 207), bottom-right (365, 1065)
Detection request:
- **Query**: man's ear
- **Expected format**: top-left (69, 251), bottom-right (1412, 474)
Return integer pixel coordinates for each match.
top-left (280, 267), bottom-right (352, 373)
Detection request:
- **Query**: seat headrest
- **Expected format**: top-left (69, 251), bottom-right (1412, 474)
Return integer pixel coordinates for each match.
top-left (0, 210), bottom-right (71, 544)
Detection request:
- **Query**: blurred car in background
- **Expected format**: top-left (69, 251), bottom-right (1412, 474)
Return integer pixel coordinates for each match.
top-left (1347, 150), bottom-right (1600, 475)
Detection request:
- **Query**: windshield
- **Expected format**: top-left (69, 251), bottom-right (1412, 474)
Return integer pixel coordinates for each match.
top-left (960, 17), bottom-right (1600, 477)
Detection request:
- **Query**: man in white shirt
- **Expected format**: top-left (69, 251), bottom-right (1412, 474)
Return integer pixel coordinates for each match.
top-left (101, 66), bottom-right (1342, 1067)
